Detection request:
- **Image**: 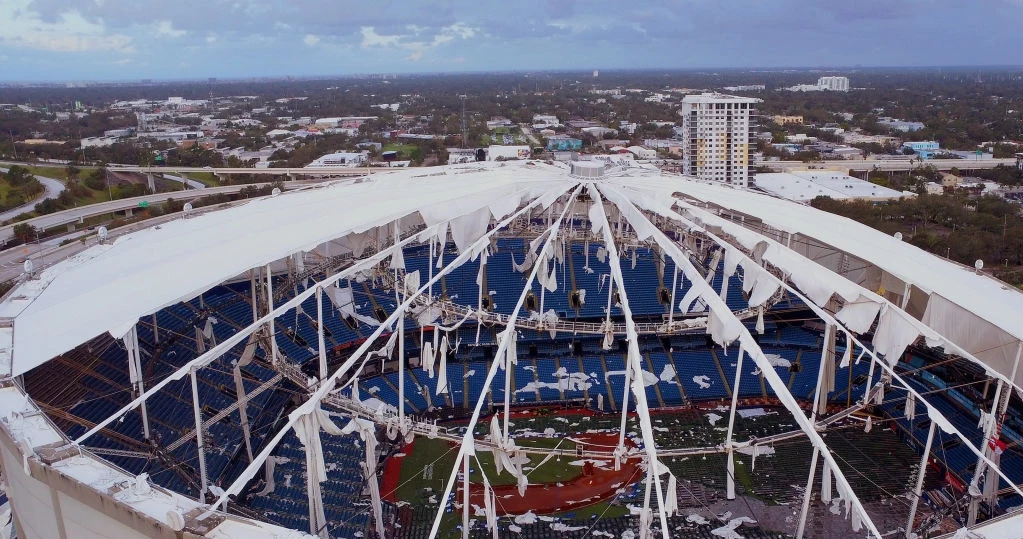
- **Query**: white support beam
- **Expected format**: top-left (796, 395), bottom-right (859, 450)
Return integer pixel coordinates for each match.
top-left (123, 326), bottom-right (150, 440)
top-left (589, 183), bottom-right (671, 538)
top-left (190, 368), bottom-right (208, 500)
top-left (266, 263), bottom-right (279, 366)
top-left (723, 348), bottom-right (745, 500)
top-left (906, 421), bottom-right (936, 538)
top-left (316, 286), bottom-right (327, 381)
top-left (794, 448), bottom-right (820, 539)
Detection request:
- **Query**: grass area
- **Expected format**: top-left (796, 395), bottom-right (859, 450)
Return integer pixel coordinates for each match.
top-left (394, 437), bottom-right (458, 504)
top-left (556, 499), bottom-right (630, 520)
top-left (19, 165), bottom-right (96, 182)
top-left (185, 172), bottom-right (220, 186)
top-left (382, 143), bottom-right (421, 161)
top-left (469, 437), bottom-right (577, 486)
top-left (394, 436), bottom-right (580, 499)
top-left (394, 433), bottom-right (625, 536)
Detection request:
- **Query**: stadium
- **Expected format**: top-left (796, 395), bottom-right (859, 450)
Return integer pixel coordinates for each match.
top-left (0, 158), bottom-right (1021, 539)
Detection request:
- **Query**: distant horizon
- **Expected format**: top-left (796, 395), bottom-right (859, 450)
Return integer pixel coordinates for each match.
top-left (2, 64), bottom-right (1023, 86)
top-left (2, 0), bottom-right (1022, 83)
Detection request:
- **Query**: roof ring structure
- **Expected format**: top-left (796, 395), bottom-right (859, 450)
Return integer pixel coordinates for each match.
top-left (0, 159), bottom-right (1022, 539)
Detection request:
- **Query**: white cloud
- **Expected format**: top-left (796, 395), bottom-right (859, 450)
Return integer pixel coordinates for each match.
top-left (0, 1), bottom-right (134, 53)
top-left (360, 26), bottom-right (402, 48)
top-left (6, 33), bottom-right (133, 53)
top-left (154, 20), bottom-right (186, 38)
top-left (360, 23), bottom-right (479, 62)
top-left (303, 34), bottom-right (320, 46)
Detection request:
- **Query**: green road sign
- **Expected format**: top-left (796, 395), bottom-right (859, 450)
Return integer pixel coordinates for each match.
top-left (138, 201), bottom-right (149, 208)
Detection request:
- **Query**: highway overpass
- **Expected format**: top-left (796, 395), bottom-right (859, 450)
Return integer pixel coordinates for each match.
top-left (765, 157), bottom-right (1018, 173)
top-left (106, 165), bottom-right (385, 179)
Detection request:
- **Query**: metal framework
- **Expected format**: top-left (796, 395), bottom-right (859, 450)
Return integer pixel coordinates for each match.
top-left (54, 171), bottom-right (1023, 539)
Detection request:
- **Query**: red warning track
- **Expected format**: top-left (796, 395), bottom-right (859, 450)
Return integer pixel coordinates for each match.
top-left (382, 432), bottom-right (641, 516)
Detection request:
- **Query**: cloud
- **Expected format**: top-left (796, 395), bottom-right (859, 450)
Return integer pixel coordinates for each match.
top-left (5, 33), bottom-right (133, 53)
top-left (0, 1), bottom-right (134, 53)
top-left (360, 22), bottom-right (479, 62)
top-left (154, 20), bottom-right (186, 38)
top-left (360, 27), bottom-right (402, 48)
top-left (1, 0), bottom-right (1022, 80)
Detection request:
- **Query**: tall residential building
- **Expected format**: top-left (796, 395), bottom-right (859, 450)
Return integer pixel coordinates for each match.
top-left (679, 93), bottom-right (761, 187)
top-left (817, 76), bottom-right (850, 91)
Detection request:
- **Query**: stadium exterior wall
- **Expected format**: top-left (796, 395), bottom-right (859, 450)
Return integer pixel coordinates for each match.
top-left (0, 424), bottom-right (189, 539)
top-left (0, 382), bottom-right (306, 539)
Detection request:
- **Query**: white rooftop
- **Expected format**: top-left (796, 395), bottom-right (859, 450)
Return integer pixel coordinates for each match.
top-left (753, 171), bottom-right (908, 202)
top-left (680, 92), bottom-right (762, 104)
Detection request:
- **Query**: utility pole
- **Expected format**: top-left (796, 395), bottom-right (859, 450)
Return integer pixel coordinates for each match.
top-left (459, 94), bottom-right (468, 149)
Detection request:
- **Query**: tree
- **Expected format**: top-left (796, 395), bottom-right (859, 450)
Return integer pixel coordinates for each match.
top-left (12, 223), bottom-right (36, 244)
top-left (65, 165), bottom-right (80, 187)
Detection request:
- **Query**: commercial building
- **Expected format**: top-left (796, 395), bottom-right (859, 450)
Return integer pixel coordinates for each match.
top-left (754, 171), bottom-right (909, 202)
top-left (679, 93), bottom-right (761, 187)
top-left (546, 135), bottom-right (583, 151)
top-left (722, 84), bottom-right (765, 92)
top-left (782, 76), bottom-right (851, 92)
top-left (532, 114), bottom-right (561, 128)
top-left (772, 115), bottom-right (804, 125)
top-left (879, 117), bottom-right (925, 132)
top-left (486, 145), bottom-right (531, 161)
top-left (817, 76), bottom-right (850, 92)
top-left (305, 151), bottom-right (368, 167)
top-left (902, 141), bottom-right (940, 159)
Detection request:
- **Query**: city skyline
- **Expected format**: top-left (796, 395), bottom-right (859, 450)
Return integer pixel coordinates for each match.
top-left (1, 0), bottom-right (1023, 81)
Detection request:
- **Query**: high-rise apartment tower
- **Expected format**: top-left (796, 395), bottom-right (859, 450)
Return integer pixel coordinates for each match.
top-left (679, 93), bottom-right (761, 187)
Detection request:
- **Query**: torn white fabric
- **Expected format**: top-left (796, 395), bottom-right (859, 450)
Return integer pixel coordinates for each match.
top-left (873, 305), bottom-right (921, 364)
top-left (821, 460), bottom-right (833, 503)
top-left (436, 336), bottom-right (448, 395)
top-left (253, 456), bottom-right (289, 497)
top-left (835, 297), bottom-right (883, 335)
top-left (422, 342), bottom-right (435, 378)
top-left (327, 284), bottom-right (381, 327)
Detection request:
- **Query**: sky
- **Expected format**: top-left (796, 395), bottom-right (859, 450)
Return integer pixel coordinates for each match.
top-left (1, 0), bottom-right (1022, 82)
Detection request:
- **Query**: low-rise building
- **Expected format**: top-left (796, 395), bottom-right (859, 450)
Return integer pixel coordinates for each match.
top-left (532, 114), bottom-right (560, 128)
top-left (306, 151), bottom-right (368, 167)
top-left (879, 118), bottom-right (925, 132)
top-left (754, 171), bottom-right (908, 202)
top-left (626, 146), bottom-right (657, 159)
top-left (486, 145), bottom-right (531, 161)
top-left (902, 141), bottom-right (940, 159)
top-left (546, 135), bottom-right (583, 151)
top-left (772, 115), bottom-right (804, 125)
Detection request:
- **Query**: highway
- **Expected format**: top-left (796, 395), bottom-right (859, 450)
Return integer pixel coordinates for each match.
top-left (106, 165), bottom-right (382, 177)
top-left (765, 157), bottom-right (1017, 172)
top-left (0, 168), bottom-right (66, 222)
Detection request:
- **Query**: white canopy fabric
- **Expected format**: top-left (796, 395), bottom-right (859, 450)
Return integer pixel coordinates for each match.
top-left (1, 162), bottom-right (573, 376)
top-left (608, 175), bottom-right (1023, 387)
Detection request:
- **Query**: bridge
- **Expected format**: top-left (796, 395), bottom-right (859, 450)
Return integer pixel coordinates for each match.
top-left (765, 157), bottom-right (1018, 173)
top-left (106, 165), bottom-right (383, 188)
